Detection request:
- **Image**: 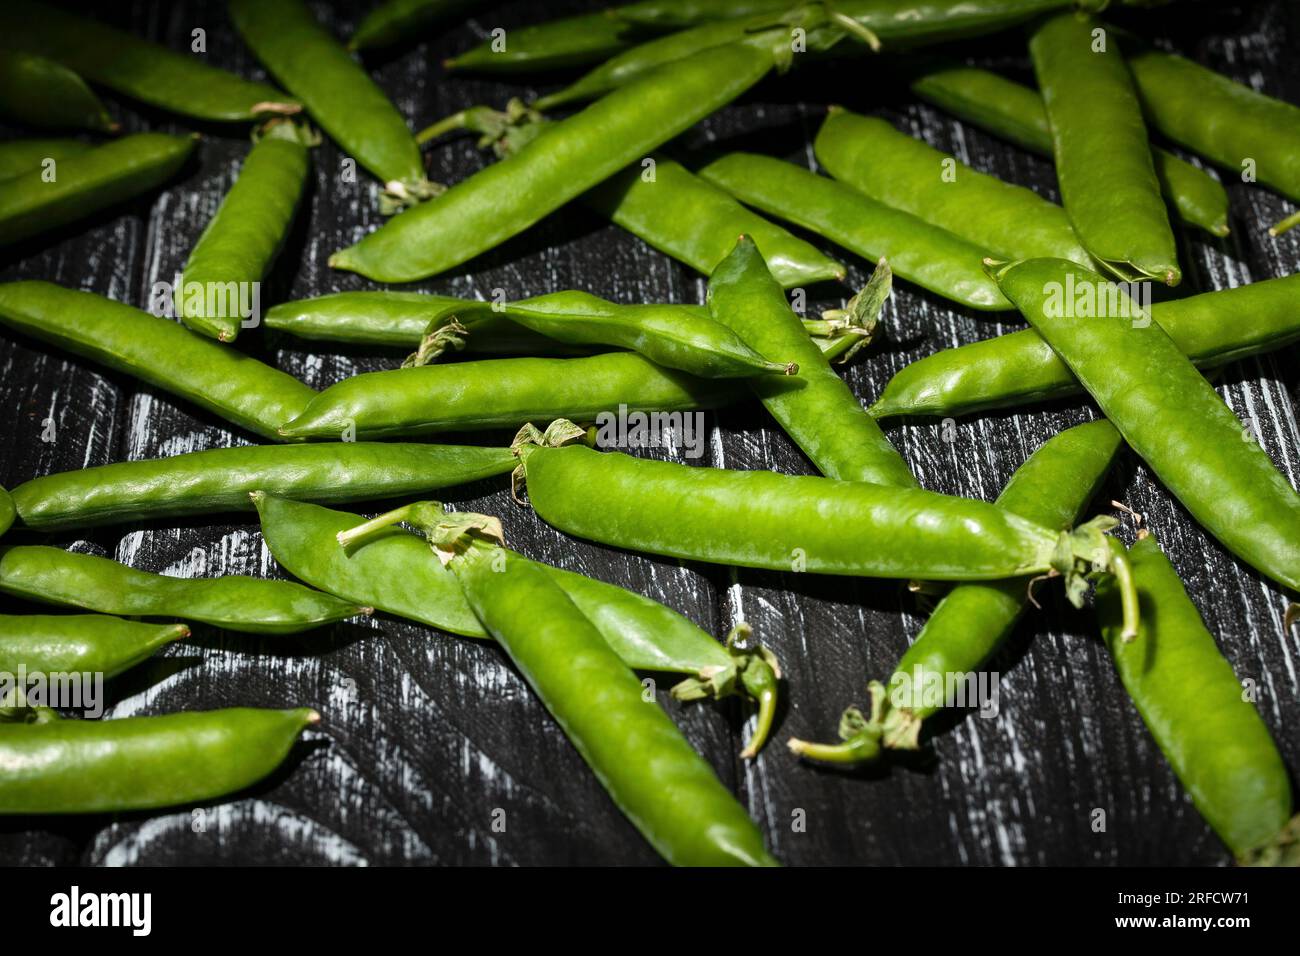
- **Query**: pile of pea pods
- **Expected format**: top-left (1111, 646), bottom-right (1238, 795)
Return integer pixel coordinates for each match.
top-left (0, 0), bottom-right (1298, 868)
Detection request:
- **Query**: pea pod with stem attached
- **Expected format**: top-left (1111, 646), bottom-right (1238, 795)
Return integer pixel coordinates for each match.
top-left (992, 257), bottom-right (1300, 593)
top-left (1030, 12), bottom-right (1180, 284)
top-left (789, 419), bottom-right (1122, 765)
top-left (0, 707), bottom-right (319, 814)
top-left (0, 139), bottom-right (92, 182)
top-left (0, 546), bottom-right (370, 635)
top-left (0, 133), bottom-right (195, 248)
top-left (349, 0), bottom-right (482, 52)
top-left (337, 502), bottom-right (778, 865)
top-left (180, 120), bottom-right (317, 342)
top-left (0, 281), bottom-right (316, 441)
top-left (445, 12), bottom-right (649, 74)
top-left (0, 614), bottom-right (188, 681)
top-left (0, 50), bottom-right (116, 133)
top-left (1, 0), bottom-right (300, 123)
top-left (871, 273), bottom-right (1300, 419)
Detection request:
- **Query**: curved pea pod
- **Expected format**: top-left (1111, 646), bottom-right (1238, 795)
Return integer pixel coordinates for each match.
top-left (0, 50), bottom-right (115, 133)
top-left (0, 281), bottom-right (316, 441)
top-left (697, 152), bottom-right (1012, 311)
top-left (790, 419), bottom-right (1122, 765)
top-left (708, 237), bottom-right (916, 485)
top-left (909, 63), bottom-right (1230, 237)
top-left (1, 0), bottom-right (299, 122)
top-left (0, 614), bottom-right (188, 680)
top-left (814, 107), bottom-right (1093, 266)
top-left (179, 121), bottom-right (314, 342)
top-left (0, 133), bottom-right (195, 248)
top-left (993, 257), bottom-right (1300, 592)
top-left (0, 546), bottom-right (370, 635)
top-left (230, 0), bottom-right (431, 201)
top-left (0, 488), bottom-right (12, 538)
top-left (1097, 532), bottom-right (1294, 860)
top-left (349, 0), bottom-right (482, 52)
top-left (445, 12), bottom-right (645, 73)
top-left (1030, 13), bottom-right (1179, 285)
top-left (330, 42), bottom-right (775, 282)
top-left (10, 442), bottom-right (516, 531)
top-left (0, 707), bottom-right (318, 814)
top-left (871, 273), bottom-right (1300, 419)
top-left (277, 352), bottom-right (741, 440)
top-left (0, 139), bottom-right (92, 182)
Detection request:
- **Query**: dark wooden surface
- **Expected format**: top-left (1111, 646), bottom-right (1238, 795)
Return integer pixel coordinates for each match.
top-left (1, 0), bottom-right (1297, 866)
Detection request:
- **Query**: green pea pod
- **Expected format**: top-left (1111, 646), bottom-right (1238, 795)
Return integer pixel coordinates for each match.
top-left (0, 50), bottom-right (116, 133)
top-left (0, 281), bottom-right (316, 441)
top-left (1097, 532), bottom-right (1294, 859)
top-left (1, 0), bottom-right (300, 122)
top-left (0, 139), bottom-right (92, 182)
top-left (349, 0), bottom-right (482, 52)
top-left (790, 419), bottom-right (1122, 765)
top-left (0, 707), bottom-right (318, 814)
top-left (230, 0), bottom-right (431, 201)
top-left (0, 487), bottom-right (14, 537)
top-left (331, 42), bottom-right (775, 282)
top-left (0, 133), bottom-right (195, 248)
top-left (1030, 13), bottom-right (1180, 284)
top-left (11, 443), bottom-right (516, 531)
top-left (179, 121), bottom-right (315, 342)
top-left (0, 614), bottom-right (188, 680)
top-left (0, 546), bottom-right (370, 635)
top-left (872, 273), bottom-right (1300, 418)
top-left (707, 236), bottom-right (916, 486)
top-left (278, 352), bottom-right (741, 440)
top-left (814, 107), bottom-right (1093, 266)
top-left (993, 258), bottom-right (1300, 592)
top-left (909, 62), bottom-right (1230, 237)
top-left (338, 504), bottom-right (778, 866)
top-left (697, 152), bottom-right (1011, 311)
top-left (613, 0), bottom-right (795, 28)
top-left (445, 13), bottom-right (647, 73)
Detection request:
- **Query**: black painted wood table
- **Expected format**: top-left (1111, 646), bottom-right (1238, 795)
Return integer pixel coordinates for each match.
top-left (1, 0), bottom-right (1297, 866)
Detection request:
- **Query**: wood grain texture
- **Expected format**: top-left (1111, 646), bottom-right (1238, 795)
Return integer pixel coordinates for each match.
top-left (0, 0), bottom-right (1296, 866)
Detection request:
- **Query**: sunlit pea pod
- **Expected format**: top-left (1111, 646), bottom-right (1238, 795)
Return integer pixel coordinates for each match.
top-left (0, 139), bottom-right (92, 182)
top-left (0, 546), bottom-right (370, 635)
top-left (0, 613), bottom-right (189, 681)
top-left (349, 0), bottom-right (483, 53)
top-left (0, 50), bottom-right (116, 133)
top-left (444, 12), bottom-right (649, 73)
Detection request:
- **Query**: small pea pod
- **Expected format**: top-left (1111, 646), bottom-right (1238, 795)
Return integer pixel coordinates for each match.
top-left (1097, 532), bottom-right (1295, 861)
top-left (0, 139), bottom-right (92, 182)
top-left (445, 12), bottom-right (647, 73)
top-left (0, 707), bottom-right (319, 814)
top-left (179, 120), bottom-right (316, 342)
top-left (993, 258), bottom-right (1300, 592)
top-left (349, 0), bottom-right (482, 52)
top-left (338, 503), bottom-right (778, 866)
top-left (697, 152), bottom-right (1011, 310)
top-left (708, 237), bottom-right (915, 485)
top-left (0, 546), bottom-right (370, 635)
top-left (11, 442), bottom-right (516, 531)
top-left (0, 488), bottom-right (13, 538)
top-left (0, 133), bottom-right (195, 248)
top-left (0, 281), bottom-right (316, 441)
top-left (790, 419), bottom-right (1122, 765)
top-left (0, 614), bottom-right (188, 680)
top-left (1030, 12), bottom-right (1180, 284)
top-left (2, 0), bottom-right (299, 122)
top-left (0, 50), bottom-right (116, 133)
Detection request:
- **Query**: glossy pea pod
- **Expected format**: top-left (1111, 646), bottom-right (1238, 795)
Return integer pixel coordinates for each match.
top-left (909, 63), bottom-right (1230, 237)
top-left (0, 546), bottom-right (369, 635)
top-left (330, 42), bottom-right (776, 282)
top-left (277, 352), bottom-right (741, 440)
top-left (0, 50), bottom-right (116, 133)
top-left (0, 133), bottom-right (195, 248)
top-left (230, 0), bottom-right (431, 202)
top-left (0, 139), bottom-right (92, 182)
top-left (0, 487), bottom-right (14, 537)
top-left (871, 273), bottom-right (1300, 419)
top-left (339, 504), bottom-right (778, 866)
top-left (0, 707), bottom-right (318, 814)
top-left (814, 107), bottom-right (1093, 266)
top-left (994, 257), bottom-right (1300, 593)
top-left (445, 12), bottom-right (649, 73)
top-left (10, 442), bottom-right (516, 530)
top-left (349, 0), bottom-right (482, 52)
top-left (790, 419), bottom-right (1122, 765)
top-left (697, 152), bottom-right (1011, 310)
top-left (0, 281), bottom-right (316, 441)
top-left (707, 237), bottom-right (916, 485)
top-left (0, 614), bottom-right (188, 680)
top-left (180, 121), bottom-right (314, 342)
top-left (1, 0), bottom-right (299, 122)
top-left (1030, 12), bottom-right (1180, 284)
top-left (1097, 532), bottom-right (1295, 860)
